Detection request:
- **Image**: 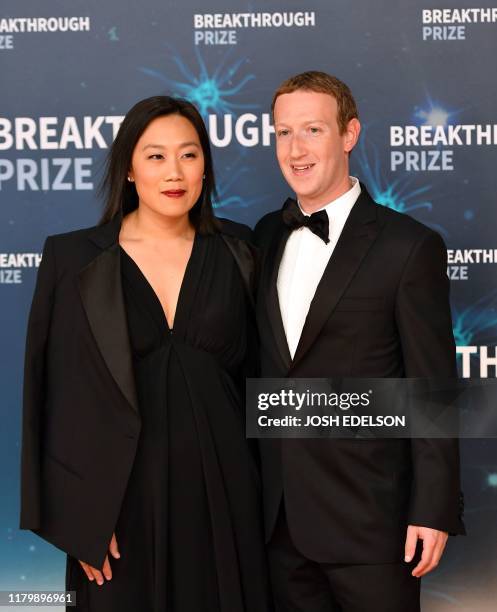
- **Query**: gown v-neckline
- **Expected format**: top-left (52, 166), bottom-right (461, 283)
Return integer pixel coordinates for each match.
top-left (119, 232), bottom-right (199, 333)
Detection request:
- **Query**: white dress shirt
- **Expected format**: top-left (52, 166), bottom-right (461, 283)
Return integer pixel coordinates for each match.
top-left (277, 177), bottom-right (361, 359)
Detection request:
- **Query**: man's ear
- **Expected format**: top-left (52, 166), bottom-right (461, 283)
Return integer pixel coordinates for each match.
top-left (343, 118), bottom-right (361, 153)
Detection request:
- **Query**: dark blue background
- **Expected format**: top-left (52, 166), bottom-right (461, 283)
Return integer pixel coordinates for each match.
top-left (1, 1), bottom-right (496, 609)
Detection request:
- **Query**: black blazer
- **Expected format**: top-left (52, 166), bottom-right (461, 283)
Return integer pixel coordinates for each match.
top-left (254, 186), bottom-right (465, 565)
top-left (20, 215), bottom-right (257, 568)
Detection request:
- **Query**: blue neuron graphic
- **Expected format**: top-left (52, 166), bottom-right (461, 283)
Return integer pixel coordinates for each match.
top-left (421, 583), bottom-right (464, 607)
top-left (452, 290), bottom-right (497, 346)
top-left (486, 472), bottom-right (497, 488)
top-left (108, 27), bottom-right (119, 42)
top-left (413, 96), bottom-right (462, 127)
top-left (139, 47), bottom-right (258, 117)
top-left (353, 127), bottom-right (451, 239)
top-left (463, 460), bottom-right (497, 511)
top-left (213, 165), bottom-right (248, 209)
top-left (355, 127), bottom-right (433, 214)
top-left (212, 153), bottom-right (263, 211)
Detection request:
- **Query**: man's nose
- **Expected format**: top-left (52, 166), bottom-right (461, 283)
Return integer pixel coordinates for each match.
top-left (289, 134), bottom-right (307, 159)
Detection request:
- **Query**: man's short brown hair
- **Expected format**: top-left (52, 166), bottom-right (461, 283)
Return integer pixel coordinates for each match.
top-left (271, 71), bottom-right (359, 134)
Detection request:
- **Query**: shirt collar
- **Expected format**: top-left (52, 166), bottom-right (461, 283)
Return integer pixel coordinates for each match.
top-left (298, 177), bottom-right (362, 240)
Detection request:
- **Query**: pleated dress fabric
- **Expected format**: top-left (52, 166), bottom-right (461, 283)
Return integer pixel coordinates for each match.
top-left (66, 232), bottom-right (271, 612)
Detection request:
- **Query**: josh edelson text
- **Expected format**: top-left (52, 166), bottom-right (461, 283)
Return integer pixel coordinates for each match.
top-left (256, 389), bottom-right (406, 429)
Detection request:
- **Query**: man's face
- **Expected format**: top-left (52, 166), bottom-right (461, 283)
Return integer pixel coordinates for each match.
top-left (273, 90), bottom-right (360, 211)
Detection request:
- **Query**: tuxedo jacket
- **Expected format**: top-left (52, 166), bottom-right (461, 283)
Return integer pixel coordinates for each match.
top-left (254, 186), bottom-right (465, 565)
top-left (20, 215), bottom-right (257, 568)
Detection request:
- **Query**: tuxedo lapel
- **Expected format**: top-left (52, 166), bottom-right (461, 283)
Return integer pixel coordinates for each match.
top-left (291, 189), bottom-right (381, 370)
top-left (77, 217), bottom-right (139, 413)
top-left (263, 208), bottom-right (293, 372)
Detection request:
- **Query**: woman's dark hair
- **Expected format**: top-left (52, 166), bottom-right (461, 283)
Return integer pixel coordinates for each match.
top-left (99, 96), bottom-right (219, 233)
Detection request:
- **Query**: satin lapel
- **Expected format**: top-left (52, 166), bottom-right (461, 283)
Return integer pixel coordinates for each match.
top-left (264, 220), bottom-right (292, 372)
top-left (220, 233), bottom-right (256, 309)
top-left (77, 221), bottom-right (138, 413)
top-left (291, 190), bottom-right (381, 370)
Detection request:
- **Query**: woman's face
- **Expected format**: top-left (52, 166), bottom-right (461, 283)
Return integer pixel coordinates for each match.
top-left (129, 114), bottom-right (205, 221)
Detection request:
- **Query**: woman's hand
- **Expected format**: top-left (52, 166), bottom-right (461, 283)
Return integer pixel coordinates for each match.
top-left (78, 533), bottom-right (120, 585)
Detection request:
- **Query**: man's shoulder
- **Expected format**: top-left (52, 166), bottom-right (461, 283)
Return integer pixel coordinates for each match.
top-left (253, 209), bottom-right (282, 246)
top-left (373, 200), bottom-right (442, 245)
top-left (216, 216), bottom-right (254, 243)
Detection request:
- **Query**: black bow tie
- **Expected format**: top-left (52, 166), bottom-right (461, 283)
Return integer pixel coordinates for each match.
top-left (282, 198), bottom-right (330, 244)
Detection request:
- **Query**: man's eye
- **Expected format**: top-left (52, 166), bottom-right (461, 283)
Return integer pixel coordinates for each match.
top-left (309, 127), bottom-right (320, 134)
top-left (277, 130), bottom-right (289, 137)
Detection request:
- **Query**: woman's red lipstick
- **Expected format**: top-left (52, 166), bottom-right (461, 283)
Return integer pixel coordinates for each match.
top-left (162, 189), bottom-right (186, 198)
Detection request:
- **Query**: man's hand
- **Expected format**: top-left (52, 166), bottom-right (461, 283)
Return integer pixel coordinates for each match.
top-left (79, 532), bottom-right (120, 585)
top-left (404, 525), bottom-right (448, 578)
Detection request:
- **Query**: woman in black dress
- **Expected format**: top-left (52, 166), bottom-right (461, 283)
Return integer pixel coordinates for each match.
top-left (21, 96), bottom-right (271, 611)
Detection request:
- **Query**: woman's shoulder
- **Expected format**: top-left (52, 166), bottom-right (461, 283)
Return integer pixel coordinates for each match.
top-left (39, 221), bottom-right (118, 276)
top-left (46, 224), bottom-right (99, 245)
top-left (45, 217), bottom-right (120, 252)
top-left (215, 217), bottom-right (254, 243)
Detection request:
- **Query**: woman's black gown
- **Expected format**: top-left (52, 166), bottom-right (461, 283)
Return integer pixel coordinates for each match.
top-left (67, 232), bottom-right (271, 612)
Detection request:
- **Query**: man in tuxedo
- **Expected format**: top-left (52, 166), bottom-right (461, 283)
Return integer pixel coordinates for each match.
top-left (254, 71), bottom-right (464, 611)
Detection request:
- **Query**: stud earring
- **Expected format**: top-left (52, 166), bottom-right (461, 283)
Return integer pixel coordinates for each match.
top-left (127, 176), bottom-right (134, 182)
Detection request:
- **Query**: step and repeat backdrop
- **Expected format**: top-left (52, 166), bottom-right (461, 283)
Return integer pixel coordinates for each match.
top-left (1, 1), bottom-right (496, 609)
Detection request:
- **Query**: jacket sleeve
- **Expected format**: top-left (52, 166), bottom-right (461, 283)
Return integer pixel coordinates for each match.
top-left (20, 236), bottom-right (56, 530)
top-left (395, 229), bottom-right (465, 535)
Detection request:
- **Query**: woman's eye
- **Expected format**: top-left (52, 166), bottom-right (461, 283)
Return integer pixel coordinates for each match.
top-left (182, 152), bottom-right (197, 159)
top-left (148, 154), bottom-right (164, 160)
